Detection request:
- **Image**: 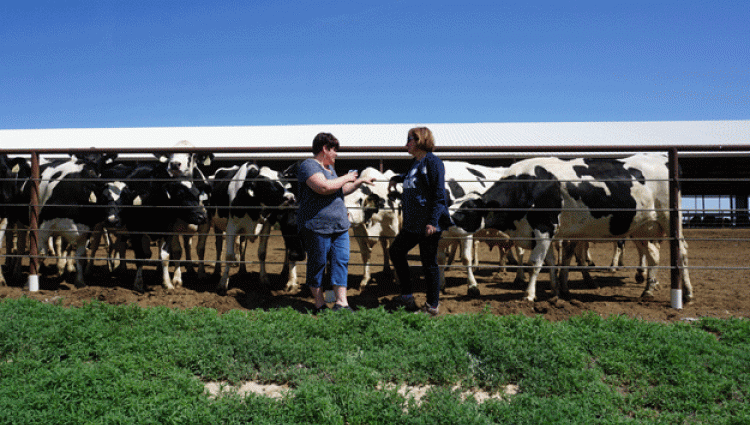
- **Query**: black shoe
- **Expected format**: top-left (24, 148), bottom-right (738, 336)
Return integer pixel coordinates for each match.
top-left (332, 304), bottom-right (353, 312)
top-left (392, 295), bottom-right (418, 312)
top-left (313, 305), bottom-right (329, 315)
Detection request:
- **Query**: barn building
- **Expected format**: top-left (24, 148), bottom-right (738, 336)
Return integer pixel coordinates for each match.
top-left (2, 120), bottom-right (749, 225)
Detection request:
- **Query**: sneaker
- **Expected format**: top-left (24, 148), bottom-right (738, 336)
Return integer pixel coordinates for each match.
top-left (417, 303), bottom-right (439, 316)
top-left (393, 295), bottom-right (418, 312)
top-left (313, 305), bottom-right (329, 315)
top-left (332, 304), bottom-right (353, 312)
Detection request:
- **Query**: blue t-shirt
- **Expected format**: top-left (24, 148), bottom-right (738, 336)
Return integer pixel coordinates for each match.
top-left (297, 158), bottom-right (350, 234)
top-left (400, 152), bottom-right (453, 233)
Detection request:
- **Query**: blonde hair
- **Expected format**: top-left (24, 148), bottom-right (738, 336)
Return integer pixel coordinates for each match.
top-left (408, 127), bottom-right (435, 152)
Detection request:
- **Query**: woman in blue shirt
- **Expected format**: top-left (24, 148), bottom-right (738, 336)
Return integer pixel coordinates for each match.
top-left (388, 127), bottom-right (453, 316)
top-left (297, 132), bottom-right (375, 313)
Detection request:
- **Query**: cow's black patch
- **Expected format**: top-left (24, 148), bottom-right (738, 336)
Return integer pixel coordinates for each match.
top-left (466, 167), bottom-right (487, 180)
top-left (567, 158), bottom-right (639, 235)
top-left (481, 166), bottom-right (561, 236)
top-left (447, 179), bottom-right (465, 200)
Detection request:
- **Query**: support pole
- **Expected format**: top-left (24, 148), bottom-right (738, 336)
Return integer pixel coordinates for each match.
top-left (668, 148), bottom-right (682, 309)
top-left (27, 151), bottom-right (40, 291)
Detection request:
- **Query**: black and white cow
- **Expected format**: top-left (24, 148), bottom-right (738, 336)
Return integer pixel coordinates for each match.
top-left (28, 153), bottom-right (118, 287)
top-left (117, 163), bottom-right (208, 292)
top-left (344, 167), bottom-right (401, 288)
top-left (0, 154), bottom-right (31, 286)
top-left (452, 154), bottom-right (693, 302)
top-left (156, 140), bottom-right (214, 277)
top-left (437, 161), bottom-right (509, 296)
top-left (202, 162), bottom-right (298, 294)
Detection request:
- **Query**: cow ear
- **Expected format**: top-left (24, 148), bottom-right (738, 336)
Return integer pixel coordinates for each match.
top-left (199, 153), bottom-right (214, 167)
top-left (246, 163), bottom-right (260, 179)
top-left (155, 153), bottom-right (169, 163)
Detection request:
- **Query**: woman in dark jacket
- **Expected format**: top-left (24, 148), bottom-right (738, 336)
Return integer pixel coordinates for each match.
top-left (388, 127), bottom-right (452, 316)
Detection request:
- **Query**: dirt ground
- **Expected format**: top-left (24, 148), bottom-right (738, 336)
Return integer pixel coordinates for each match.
top-left (2, 229), bottom-right (749, 323)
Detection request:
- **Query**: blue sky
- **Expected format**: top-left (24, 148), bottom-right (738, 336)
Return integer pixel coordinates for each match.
top-left (1, 0), bottom-right (748, 130)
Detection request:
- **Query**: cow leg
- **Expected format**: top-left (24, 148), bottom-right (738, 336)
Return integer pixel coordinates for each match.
top-left (512, 246), bottom-right (527, 287)
top-left (355, 226), bottom-right (373, 288)
top-left (557, 240), bottom-right (577, 296)
top-left (195, 222), bottom-right (211, 276)
top-left (109, 232), bottom-right (128, 274)
top-left (11, 224), bottom-right (26, 282)
top-left (134, 265), bottom-right (146, 293)
top-left (635, 240), bottom-right (660, 299)
top-left (524, 236), bottom-right (555, 301)
top-left (574, 241), bottom-right (596, 288)
top-left (283, 253), bottom-right (299, 292)
top-left (679, 237), bottom-right (693, 303)
top-left (182, 234), bottom-right (195, 275)
top-left (218, 221), bottom-right (240, 294)
top-left (73, 242), bottom-right (88, 288)
top-left (85, 222), bottom-right (106, 277)
top-left (609, 240), bottom-right (626, 272)
top-left (462, 235), bottom-right (480, 297)
top-left (170, 236), bottom-right (184, 288)
top-left (213, 232), bottom-right (224, 276)
top-left (237, 235), bottom-right (249, 274)
top-left (257, 221), bottom-right (273, 287)
top-left (159, 240), bottom-right (175, 290)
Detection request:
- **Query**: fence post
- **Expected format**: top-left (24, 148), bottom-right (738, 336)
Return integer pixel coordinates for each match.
top-left (27, 151), bottom-right (41, 291)
top-left (668, 148), bottom-right (682, 309)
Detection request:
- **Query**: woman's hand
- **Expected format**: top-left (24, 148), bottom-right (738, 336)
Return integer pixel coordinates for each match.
top-left (425, 224), bottom-right (438, 236)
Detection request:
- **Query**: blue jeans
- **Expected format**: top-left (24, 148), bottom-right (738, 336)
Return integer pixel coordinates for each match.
top-left (302, 229), bottom-right (350, 289)
top-left (388, 230), bottom-right (442, 308)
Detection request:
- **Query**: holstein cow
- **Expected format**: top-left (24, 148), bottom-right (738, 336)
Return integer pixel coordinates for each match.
top-left (344, 167), bottom-right (401, 288)
top-left (202, 162), bottom-right (298, 294)
top-left (30, 153), bottom-right (118, 287)
top-left (453, 154), bottom-right (692, 302)
top-left (156, 140), bottom-right (214, 276)
top-left (0, 154), bottom-right (31, 286)
top-left (117, 163), bottom-right (208, 292)
top-left (438, 161), bottom-right (509, 296)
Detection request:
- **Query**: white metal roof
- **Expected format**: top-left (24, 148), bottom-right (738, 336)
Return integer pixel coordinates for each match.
top-left (2, 121), bottom-right (748, 157)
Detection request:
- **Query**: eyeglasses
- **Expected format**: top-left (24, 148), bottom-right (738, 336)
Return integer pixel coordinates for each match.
top-left (406, 136), bottom-right (416, 143)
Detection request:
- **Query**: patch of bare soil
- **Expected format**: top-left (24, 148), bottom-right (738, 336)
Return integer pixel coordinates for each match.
top-left (2, 229), bottom-right (749, 323)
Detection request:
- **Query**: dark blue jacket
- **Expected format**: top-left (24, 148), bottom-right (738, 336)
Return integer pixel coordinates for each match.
top-left (393, 152), bottom-right (453, 233)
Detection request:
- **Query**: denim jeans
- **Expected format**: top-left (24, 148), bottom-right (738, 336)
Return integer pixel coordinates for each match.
top-left (388, 230), bottom-right (442, 308)
top-left (302, 229), bottom-right (350, 288)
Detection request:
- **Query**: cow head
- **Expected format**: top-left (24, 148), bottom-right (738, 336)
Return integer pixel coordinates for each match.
top-left (162, 179), bottom-right (209, 229)
top-left (157, 140), bottom-right (214, 178)
top-left (450, 198), bottom-right (486, 234)
top-left (74, 152), bottom-right (118, 176)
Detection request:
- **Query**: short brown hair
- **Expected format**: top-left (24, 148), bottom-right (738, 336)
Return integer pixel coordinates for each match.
top-left (312, 132), bottom-right (339, 155)
top-left (408, 127), bottom-right (435, 152)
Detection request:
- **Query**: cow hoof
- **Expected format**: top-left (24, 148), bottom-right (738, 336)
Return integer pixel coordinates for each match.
top-left (467, 286), bottom-right (481, 298)
top-left (640, 289), bottom-right (655, 300)
top-left (683, 291), bottom-right (694, 304)
top-left (513, 276), bottom-right (527, 288)
top-left (284, 283), bottom-right (298, 293)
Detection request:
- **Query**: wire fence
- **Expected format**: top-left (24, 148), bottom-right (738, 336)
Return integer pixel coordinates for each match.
top-left (2, 146), bottom-right (749, 300)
